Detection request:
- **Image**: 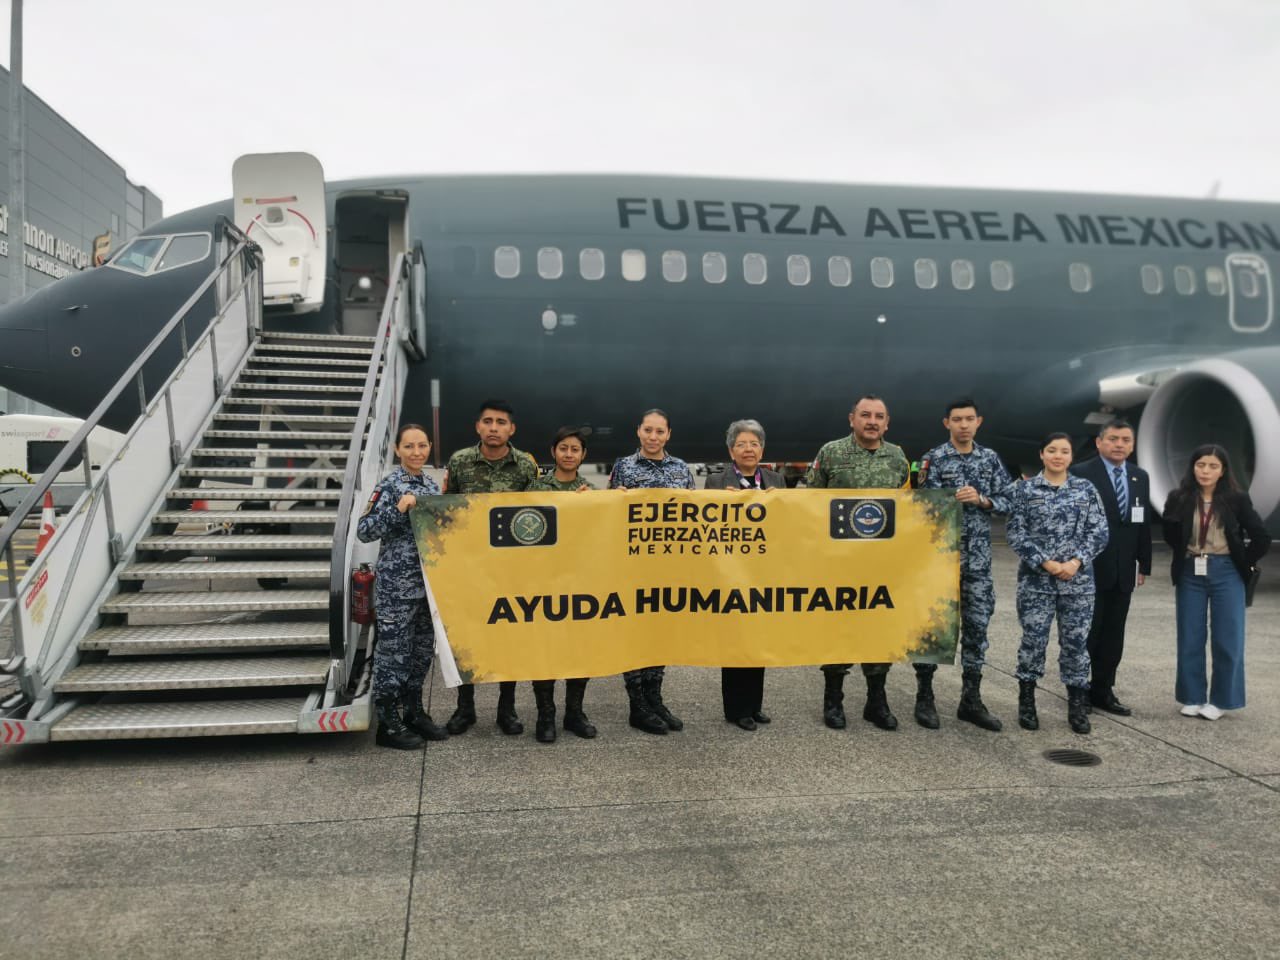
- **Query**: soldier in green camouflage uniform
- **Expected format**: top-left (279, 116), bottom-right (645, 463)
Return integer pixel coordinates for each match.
top-left (804, 395), bottom-right (911, 732)
top-left (525, 426), bottom-right (598, 743)
top-left (443, 400), bottom-right (540, 736)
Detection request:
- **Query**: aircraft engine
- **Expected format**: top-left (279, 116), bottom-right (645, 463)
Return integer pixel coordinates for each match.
top-left (1137, 346), bottom-right (1280, 521)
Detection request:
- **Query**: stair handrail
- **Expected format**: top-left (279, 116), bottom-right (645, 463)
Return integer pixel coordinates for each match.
top-left (0, 219), bottom-right (258, 559)
top-left (328, 252), bottom-right (411, 674)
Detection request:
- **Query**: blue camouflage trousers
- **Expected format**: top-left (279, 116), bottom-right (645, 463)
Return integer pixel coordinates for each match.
top-left (373, 596), bottom-right (435, 703)
top-left (1015, 580), bottom-right (1093, 689)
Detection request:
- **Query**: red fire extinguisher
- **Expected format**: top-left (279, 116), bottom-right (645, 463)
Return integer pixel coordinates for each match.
top-left (352, 563), bottom-right (376, 624)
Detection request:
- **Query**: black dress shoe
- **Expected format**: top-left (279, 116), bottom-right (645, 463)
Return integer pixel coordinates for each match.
top-left (752, 711), bottom-right (771, 724)
top-left (732, 716), bottom-right (757, 731)
top-left (1091, 692), bottom-right (1133, 716)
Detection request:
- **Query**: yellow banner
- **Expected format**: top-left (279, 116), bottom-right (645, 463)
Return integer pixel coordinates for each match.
top-left (413, 489), bottom-right (960, 685)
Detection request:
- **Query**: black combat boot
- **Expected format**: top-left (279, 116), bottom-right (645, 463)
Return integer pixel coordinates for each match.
top-left (375, 695), bottom-right (425, 750)
top-left (1018, 679), bottom-right (1039, 731)
top-left (862, 673), bottom-right (899, 730)
top-left (913, 665), bottom-right (940, 729)
top-left (532, 680), bottom-right (557, 744)
top-left (823, 670), bottom-right (846, 729)
top-left (645, 672), bottom-right (683, 731)
top-left (956, 670), bottom-right (1002, 732)
top-left (401, 690), bottom-right (449, 741)
top-left (446, 683), bottom-right (476, 735)
top-left (496, 680), bottom-right (524, 735)
top-left (563, 678), bottom-right (597, 739)
top-left (626, 674), bottom-right (667, 735)
top-left (1067, 686), bottom-right (1092, 734)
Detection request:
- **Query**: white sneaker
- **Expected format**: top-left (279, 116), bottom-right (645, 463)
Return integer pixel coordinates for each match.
top-left (1180, 704), bottom-right (1202, 717)
top-left (1200, 704), bottom-right (1224, 721)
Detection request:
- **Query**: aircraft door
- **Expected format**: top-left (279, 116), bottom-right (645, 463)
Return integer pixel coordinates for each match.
top-left (1226, 253), bottom-right (1273, 333)
top-left (231, 152), bottom-right (328, 313)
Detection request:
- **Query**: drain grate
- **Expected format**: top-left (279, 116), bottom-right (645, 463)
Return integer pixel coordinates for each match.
top-left (1043, 748), bottom-right (1102, 767)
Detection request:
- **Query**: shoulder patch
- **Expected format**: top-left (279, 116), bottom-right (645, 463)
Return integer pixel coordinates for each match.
top-left (362, 488), bottom-right (381, 517)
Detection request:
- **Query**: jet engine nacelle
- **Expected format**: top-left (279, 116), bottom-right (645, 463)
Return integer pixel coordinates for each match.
top-left (1137, 346), bottom-right (1280, 521)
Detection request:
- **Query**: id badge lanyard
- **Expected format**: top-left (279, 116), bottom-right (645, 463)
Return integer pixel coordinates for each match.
top-left (1195, 500), bottom-right (1213, 576)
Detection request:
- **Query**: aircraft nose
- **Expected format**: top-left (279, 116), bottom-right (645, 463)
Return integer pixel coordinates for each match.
top-left (0, 297), bottom-right (49, 407)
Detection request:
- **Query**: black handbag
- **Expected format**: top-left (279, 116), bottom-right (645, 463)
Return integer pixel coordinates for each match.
top-left (1245, 566), bottom-right (1261, 608)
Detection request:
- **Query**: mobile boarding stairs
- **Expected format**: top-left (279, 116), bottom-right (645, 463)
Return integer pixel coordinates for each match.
top-left (0, 218), bottom-right (421, 743)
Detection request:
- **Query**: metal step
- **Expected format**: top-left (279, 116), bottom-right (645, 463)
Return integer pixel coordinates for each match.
top-left (262, 331), bottom-right (377, 345)
top-left (191, 448), bottom-right (350, 460)
top-left (152, 510), bottom-right (338, 525)
top-left (102, 590), bottom-right (329, 614)
top-left (120, 559), bottom-right (330, 581)
top-left (81, 620), bottom-right (328, 653)
top-left (49, 698), bottom-right (309, 740)
top-left (221, 397), bottom-right (362, 408)
top-left (202, 430), bottom-right (359, 442)
top-left (240, 368), bottom-right (368, 381)
top-left (254, 343), bottom-right (376, 357)
top-left (137, 534), bottom-right (333, 551)
top-left (55, 654), bottom-right (331, 692)
top-left (212, 413), bottom-right (360, 424)
top-left (233, 382), bottom-right (364, 395)
top-left (168, 487), bottom-right (342, 501)
top-left (181, 467), bottom-right (345, 480)
top-left (249, 355), bottom-right (376, 368)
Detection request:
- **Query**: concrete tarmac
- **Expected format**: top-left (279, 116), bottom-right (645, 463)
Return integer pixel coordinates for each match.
top-left (1, 547), bottom-right (1278, 960)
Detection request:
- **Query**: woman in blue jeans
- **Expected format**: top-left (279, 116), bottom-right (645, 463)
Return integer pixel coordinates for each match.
top-left (1161, 444), bottom-right (1271, 720)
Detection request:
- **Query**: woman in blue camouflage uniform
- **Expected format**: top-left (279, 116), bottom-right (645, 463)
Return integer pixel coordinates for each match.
top-left (1006, 432), bottom-right (1109, 735)
top-left (357, 423), bottom-right (449, 749)
top-left (609, 408), bottom-right (696, 735)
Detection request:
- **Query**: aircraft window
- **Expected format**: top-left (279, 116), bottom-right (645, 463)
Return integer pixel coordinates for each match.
top-left (703, 252), bottom-right (727, 284)
top-left (662, 251), bottom-right (688, 283)
top-left (870, 257), bottom-right (894, 288)
top-left (622, 249), bottom-right (646, 282)
top-left (1069, 262), bottom-right (1093, 293)
top-left (537, 247), bottom-right (564, 280)
top-left (579, 248), bottom-right (605, 280)
top-left (1141, 264), bottom-right (1164, 295)
top-left (1174, 265), bottom-right (1196, 295)
top-left (494, 246), bottom-right (521, 279)
top-left (787, 255), bottom-right (811, 286)
top-left (951, 259), bottom-right (975, 290)
top-left (743, 253), bottom-right (767, 285)
top-left (1205, 266), bottom-right (1227, 296)
top-left (914, 258), bottom-right (938, 290)
top-left (1238, 270), bottom-right (1261, 299)
top-left (108, 236), bottom-right (168, 275)
top-left (990, 260), bottom-right (1014, 292)
top-left (155, 234), bottom-right (211, 273)
top-left (828, 256), bottom-right (852, 287)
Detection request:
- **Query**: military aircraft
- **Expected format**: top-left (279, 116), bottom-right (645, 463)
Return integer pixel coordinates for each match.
top-left (0, 154), bottom-right (1276, 526)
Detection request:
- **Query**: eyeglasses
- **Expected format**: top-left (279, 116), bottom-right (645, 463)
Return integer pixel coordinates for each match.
top-left (732, 440), bottom-right (762, 449)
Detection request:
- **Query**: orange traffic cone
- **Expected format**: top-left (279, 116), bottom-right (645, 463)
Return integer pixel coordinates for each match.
top-left (34, 492), bottom-right (56, 555)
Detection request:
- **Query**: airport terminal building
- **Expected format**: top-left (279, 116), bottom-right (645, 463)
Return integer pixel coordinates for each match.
top-left (0, 65), bottom-right (163, 415)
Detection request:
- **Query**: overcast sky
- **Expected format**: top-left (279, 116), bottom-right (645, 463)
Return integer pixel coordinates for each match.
top-left (4, 0), bottom-right (1279, 214)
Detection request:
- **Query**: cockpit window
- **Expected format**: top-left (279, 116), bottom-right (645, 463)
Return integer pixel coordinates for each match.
top-left (109, 236), bottom-right (168, 274)
top-left (156, 234), bottom-right (211, 272)
top-left (108, 233), bottom-right (212, 276)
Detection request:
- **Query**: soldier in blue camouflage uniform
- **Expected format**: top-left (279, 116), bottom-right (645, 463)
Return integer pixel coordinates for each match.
top-left (357, 423), bottom-right (448, 749)
top-left (609, 408), bottom-right (695, 735)
top-left (1006, 432), bottom-right (1109, 734)
top-left (442, 400), bottom-right (540, 736)
top-left (916, 397), bottom-right (1016, 732)
top-left (805, 395), bottom-right (910, 731)
top-left (526, 426), bottom-right (598, 743)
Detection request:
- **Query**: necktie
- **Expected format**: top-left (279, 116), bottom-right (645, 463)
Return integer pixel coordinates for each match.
top-left (1112, 465), bottom-right (1127, 516)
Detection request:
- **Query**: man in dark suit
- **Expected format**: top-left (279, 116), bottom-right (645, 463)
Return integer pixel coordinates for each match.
top-left (1070, 418), bottom-right (1152, 715)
